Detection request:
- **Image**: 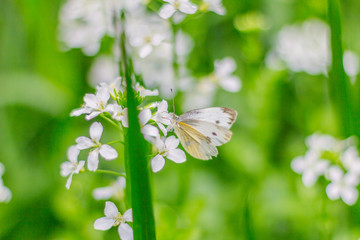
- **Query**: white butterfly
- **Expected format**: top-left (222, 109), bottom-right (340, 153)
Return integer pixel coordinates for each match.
top-left (169, 107), bottom-right (237, 160)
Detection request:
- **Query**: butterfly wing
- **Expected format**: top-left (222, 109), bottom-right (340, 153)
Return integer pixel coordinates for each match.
top-left (179, 107), bottom-right (237, 129)
top-left (180, 119), bottom-right (233, 146)
top-left (174, 122), bottom-right (218, 160)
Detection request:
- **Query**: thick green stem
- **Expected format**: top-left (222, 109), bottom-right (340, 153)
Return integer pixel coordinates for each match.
top-left (327, 0), bottom-right (356, 137)
top-left (119, 11), bottom-right (156, 240)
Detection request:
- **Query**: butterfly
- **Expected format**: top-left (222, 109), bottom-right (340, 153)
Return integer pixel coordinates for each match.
top-left (169, 107), bottom-right (237, 160)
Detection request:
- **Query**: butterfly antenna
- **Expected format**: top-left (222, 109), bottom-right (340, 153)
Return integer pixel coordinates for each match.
top-left (171, 88), bottom-right (175, 113)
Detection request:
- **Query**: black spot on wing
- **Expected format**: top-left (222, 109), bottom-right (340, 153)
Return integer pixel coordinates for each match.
top-left (212, 132), bottom-right (217, 136)
top-left (216, 120), bottom-right (220, 124)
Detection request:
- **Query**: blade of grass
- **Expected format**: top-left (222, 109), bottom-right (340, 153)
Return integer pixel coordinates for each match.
top-left (119, 11), bottom-right (156, 240)
top-left (327, 0), bottom-right (355, 137)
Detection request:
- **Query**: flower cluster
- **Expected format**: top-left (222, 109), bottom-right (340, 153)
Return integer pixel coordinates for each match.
top-left (94, 201), bottom-right (133, 240)
top-left (291, 133), bottom-right (360, 205)
top-left (0, 162), bottom-right (12, 203)
top-left (266, 18), bottom-right (359, 78)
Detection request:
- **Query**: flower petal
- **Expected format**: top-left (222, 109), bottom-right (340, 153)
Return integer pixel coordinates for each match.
top-left (139, 44), bottom-right (153, 58)
top-left (302, 170), bottom-right (318, 187)
top-left (341, 187), bottom-right (358, 205)
top-left (141, 125), bottom-right (160, 138)
top-left (118, 223), bottom-right (133, 240)
top-left (75, 160), bottom-right (85, 173)
top-left (76, 136), bottom-right (94, 150)
top-left (165, 136), bottom-right (179, 150)
top-left (123, 209), bottom-right (133, 222)
top-left (60, 162), bottom-right (73, 177)
top-left (179, 2), bottom-right (198, 14)
top-left (85, 111), bottom-right (101, 120)
top-left (67, 145), bottom-right (80, 163)
top-left (92, 186), bottom-right (115, 200)
top-left (290, 156), bottom-right (306, 174)
top-left (104, 201), bottom-right (119, 218)
top-left (96, 86), bottom-right (110, 104)
top-left (215, 57), bottom-right (236, 77)
top-left (88, 149), bottom-right (100, 171)
top-left (65, 174), bottom-right (73, 190)
top-left (94, 217), bottom-right (115, 231)
top-left (159, 4), bottom-right (176, 19)
top-left (151, 155), bottom-right (165, 172)
top-left (99, 144), bottom-right (118, 160)
top-left (326, 182), bottom-right (341, 200)
top-left (84, 93), bottom-right (98, 109)
top-left (219, 76), bottom-right (242, 92)
top-left (167, 149), bottom-right (186, 163)
top-left (90, 122), bottom-right (103, 142)
top-left (139, 109), bottom-right (152, 126)
top-left (122, 108), bottom-right (129, 127)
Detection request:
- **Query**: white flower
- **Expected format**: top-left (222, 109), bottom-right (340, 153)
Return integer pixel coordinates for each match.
top-left (61, 146), bottom-right (86, 189)
top-left (134, 83), bottom-right (159, 98)
top-left (212, 57), bottom-right (242, 92)
top-left (151, 136), bottom-right (186, 172)
top-left (199, 0), bottom-right (226, 15)
top-left (139, 109), bottom-right (160, 142)
top-left (105, 104), bottom-right (129, 127)
top-left (291, 150), bottom-right (329, 187)
top-left (127, 17), bottom-right (170, 58)
top-left (159, 0), bottom-right (198, 19)
top-left (133, 43), bottom-right (175, 98)
top-left (70, 86), bottom-right (110, 120)
top-left (94, 201), bottom-right (133, 240)
top-left (76, 122), bottom-right (118, 171)
top-left (0, 184), bottom-right (12, 203)
top-left (326, 166), bottom-right (359, 205)
top-left (93, 176), bottom-right (126, 200)
top-left (151, 100), bottom-right (171, 135)
top-left (341, 147), bottom-right (360, 174)
top-left (88, 55), bottom-right (119, 87)
top-left (268, 19), bottom-right (330, 75)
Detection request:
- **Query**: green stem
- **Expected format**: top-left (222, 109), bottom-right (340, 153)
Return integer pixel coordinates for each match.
top-left (120, 11), bottom-right (156, 240)
top-left (100, 113), bottom-right (122, 131)
top-left (91, 169), bottom-right (126, 177)
top-left (106, 140), bottom-right (125, 145)
top-left (327, 0), bottom-right (356, 137)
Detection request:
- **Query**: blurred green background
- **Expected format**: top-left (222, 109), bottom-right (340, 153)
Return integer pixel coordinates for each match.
top-left (1, 0), bottom-right (360, 239)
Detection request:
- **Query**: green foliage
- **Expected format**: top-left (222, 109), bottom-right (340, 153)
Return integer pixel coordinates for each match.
top-left (1, 0), bottom-right (360, 239)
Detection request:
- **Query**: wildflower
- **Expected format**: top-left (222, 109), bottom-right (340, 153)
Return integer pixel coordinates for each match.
top-left (60, 146), bottom-right (86, 189)
top-left (93, 176), bottom-right (126, 200)
top-left (199, 0), bottom-right (226, 15)
top-left (326, 166), bottom-right (359, 205)
top-left (139, 109), bottom-right (160, 142)
top-left (94, 201), bottom-right (133, 240)
top-left (127, 17), bottom-right (170, 58)
top-left (268, 19), bottom-right (330, 75)
top-left (76, 122), bottom-right (118, 171)
top-left (105, 104), bottom-right (129, 127)
top-left (134, 83), bottom-right (159, 98)
top-left (151, 100), bottom-right (171, 135)
top-left (70, 86), bottom-right (110, 120)
top-left (291, 150), bottom-right (329, 187)
top-left (212, 57), bottom-right (242, 92)
top-left (159, 0), bottom-right (198, 19)
top-left (88, 55), bottom-right (119, 87)
top-left (151, 136), bottom-right (186, 172)
top-left (341, 147), bottom-right (360, 175)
